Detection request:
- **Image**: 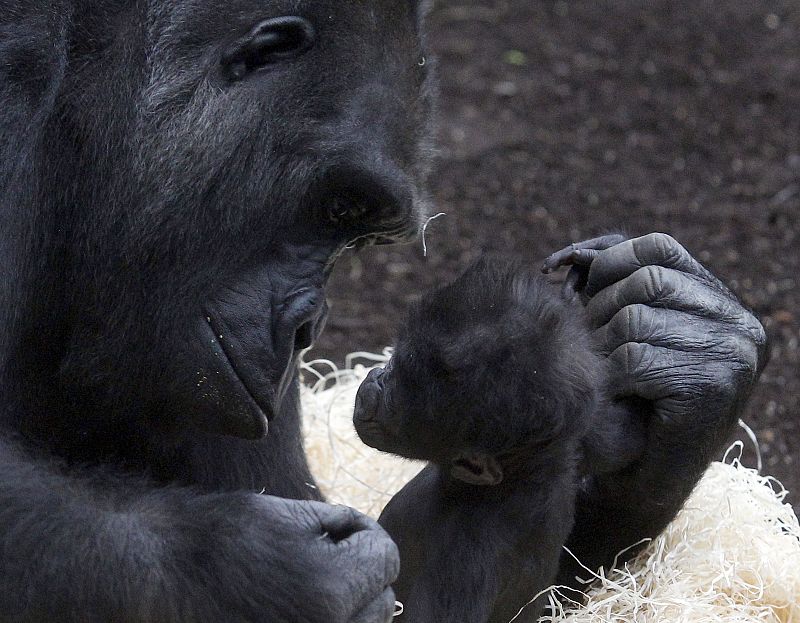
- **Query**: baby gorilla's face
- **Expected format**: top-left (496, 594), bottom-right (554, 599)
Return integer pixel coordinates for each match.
top-left (354, 351), bottom-right (508, 486)
top-left (353, 257), bottom-right (602, 486)
top-left (353, 354), bottom-right (440, 460)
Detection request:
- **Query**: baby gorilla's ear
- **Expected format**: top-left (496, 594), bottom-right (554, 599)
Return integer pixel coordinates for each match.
top-left (449, 451), bottom-right (504, 486)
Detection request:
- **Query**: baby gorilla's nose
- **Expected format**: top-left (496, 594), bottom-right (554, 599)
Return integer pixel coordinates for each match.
top-left (366, 366), bottom-right (385, 384)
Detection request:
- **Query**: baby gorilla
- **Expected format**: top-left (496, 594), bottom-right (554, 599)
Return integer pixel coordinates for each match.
top-left (353, 257), bottom-right (645, 623)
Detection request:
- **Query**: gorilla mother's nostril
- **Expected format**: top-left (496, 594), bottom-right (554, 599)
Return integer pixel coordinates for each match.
top-left (286, 288), bottom-right (326, 353)
top-left (294, 321), bottom-right (314, 352)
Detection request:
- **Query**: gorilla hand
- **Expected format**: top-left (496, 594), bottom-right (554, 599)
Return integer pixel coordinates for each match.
top-left (543, 233), bottom-right (767, 584)
top-left (155, 495), bottom-right (398, 623)
top-left (0, 440), bottom-right (399, 623)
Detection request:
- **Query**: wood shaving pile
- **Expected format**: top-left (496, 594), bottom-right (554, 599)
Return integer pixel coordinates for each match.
top-left (300, 355), bottom-right (800, 622)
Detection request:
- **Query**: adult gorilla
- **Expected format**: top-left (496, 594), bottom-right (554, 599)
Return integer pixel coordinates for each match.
top-left (0, 2), bottom-right (765, 623)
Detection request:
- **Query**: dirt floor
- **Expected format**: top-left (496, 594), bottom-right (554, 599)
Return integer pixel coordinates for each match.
top-left (310, 0), bottom-right (800, 512)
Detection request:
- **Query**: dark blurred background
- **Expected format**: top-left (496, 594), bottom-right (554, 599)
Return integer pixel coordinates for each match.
top-left (309, 1), bottom-right (800, 512)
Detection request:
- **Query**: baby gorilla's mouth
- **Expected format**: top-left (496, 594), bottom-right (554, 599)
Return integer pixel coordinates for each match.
top-left (352, 416), bottom-right (391, 452)
top-left (353, 367), bottom-right (398, 452)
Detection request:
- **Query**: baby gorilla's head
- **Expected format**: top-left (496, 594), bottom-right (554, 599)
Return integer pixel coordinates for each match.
top-left (354, 257), bottom-right (604, 486)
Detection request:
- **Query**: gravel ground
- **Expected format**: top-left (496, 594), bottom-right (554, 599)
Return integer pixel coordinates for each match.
top-left (310, 0), bottom-right (800, 512)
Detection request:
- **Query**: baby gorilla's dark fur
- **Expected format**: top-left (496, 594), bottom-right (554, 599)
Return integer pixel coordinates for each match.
top-left (354, 257), bottom-right (646, 622)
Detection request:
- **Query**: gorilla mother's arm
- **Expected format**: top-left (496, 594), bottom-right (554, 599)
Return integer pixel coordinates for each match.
top-left (544, 233), bottom-right (767, 589)
top-left (0, 436), bottom-right (399, 623)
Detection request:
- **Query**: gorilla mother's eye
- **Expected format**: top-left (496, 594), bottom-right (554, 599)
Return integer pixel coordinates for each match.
top-left (221, 17), bottom-right (316, 82)
top-left (327, 197), bottom-right (369, 226)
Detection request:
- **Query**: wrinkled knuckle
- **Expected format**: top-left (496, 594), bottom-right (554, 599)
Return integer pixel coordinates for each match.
top-left (730, 335), bottom-right (762, 382)
top-left (638, 232), bottom-right (686, 267)
top-left (356, 534), bottom-right (398, 584)
top-left (335, 504), bottom-right (360, 525)
top-left (624, 304), bottom-right (645, 331)
top-left (316, 576), bottom-right (349, 619)
top-left (724, 311), bottom-right (767, 372)
top-left (602, 316), bottom-right (620, 350)
top-left (294, 503), bottom-right (319, 528)
top-left (350, 534), bottom-right (380, 564)
top-left (609, 306), bottom-right (635, 344)
top-left (637, 265), bottom-right (666, 300)
top-left (621, 342), bottom-right (646, 373)
top-left (650, 231), bottom-right (679, 252)
top-left (746, 313), bottom-right (768, 349)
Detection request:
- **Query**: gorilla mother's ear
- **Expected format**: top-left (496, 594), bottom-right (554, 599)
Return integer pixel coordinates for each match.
top-left (449, 451), bottom-right (503, 486)
top-left (221, 17), bottom-right (316, 81)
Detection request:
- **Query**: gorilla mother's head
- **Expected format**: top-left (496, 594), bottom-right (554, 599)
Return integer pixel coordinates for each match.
top-left (0, 1), bottom-right (434, 446)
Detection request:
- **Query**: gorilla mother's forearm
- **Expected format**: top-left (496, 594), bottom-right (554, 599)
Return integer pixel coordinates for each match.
top-left (0, 436), bottom-right (399, 623)
top-left (547, 233), bottom-right (768, 589)
top-left (0, 436), bottom-right (189, 620)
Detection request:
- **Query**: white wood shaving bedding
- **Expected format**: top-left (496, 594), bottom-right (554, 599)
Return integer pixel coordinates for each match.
top-left (300, 351), bottom-right (424, 518)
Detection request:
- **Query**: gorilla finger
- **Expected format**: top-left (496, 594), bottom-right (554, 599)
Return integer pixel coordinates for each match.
top-left (542, 234), bottom-right (627, 273)
top-left (584, 233), bottom-right (710, 297)
top-left (585, 265), bottom-right (739, 328)
top-left (606, 341), bottom-right (741, 405)
top-left (344, 528), bottom-right (401, 586)
top-left (595, 305), bottom-right (726, 356)
top-left (350, 588), bottom-right (396, 623)
top-left (313, 504), bottom-right (378, 541)
top-left (606, 342), bottom-right (694, 402)
top-left (543, 248), bottom-right (597, 273)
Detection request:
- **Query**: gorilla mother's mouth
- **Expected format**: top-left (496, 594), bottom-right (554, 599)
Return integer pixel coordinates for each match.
top-left (203, 313), bottom-right (274, 434)
top-left (198, 282), bottom-right (329, 439)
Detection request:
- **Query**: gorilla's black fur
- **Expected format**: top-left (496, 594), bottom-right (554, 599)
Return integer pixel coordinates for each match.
top-left (0, 1), bottom-right (767, 621)
top-left (1, 1), bottom-right (433, 621)
top-left (354, 258), bottom-right (645, 622)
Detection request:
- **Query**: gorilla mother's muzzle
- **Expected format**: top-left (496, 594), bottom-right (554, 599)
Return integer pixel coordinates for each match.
top-left (195, 269), bottom-right (328, 440)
